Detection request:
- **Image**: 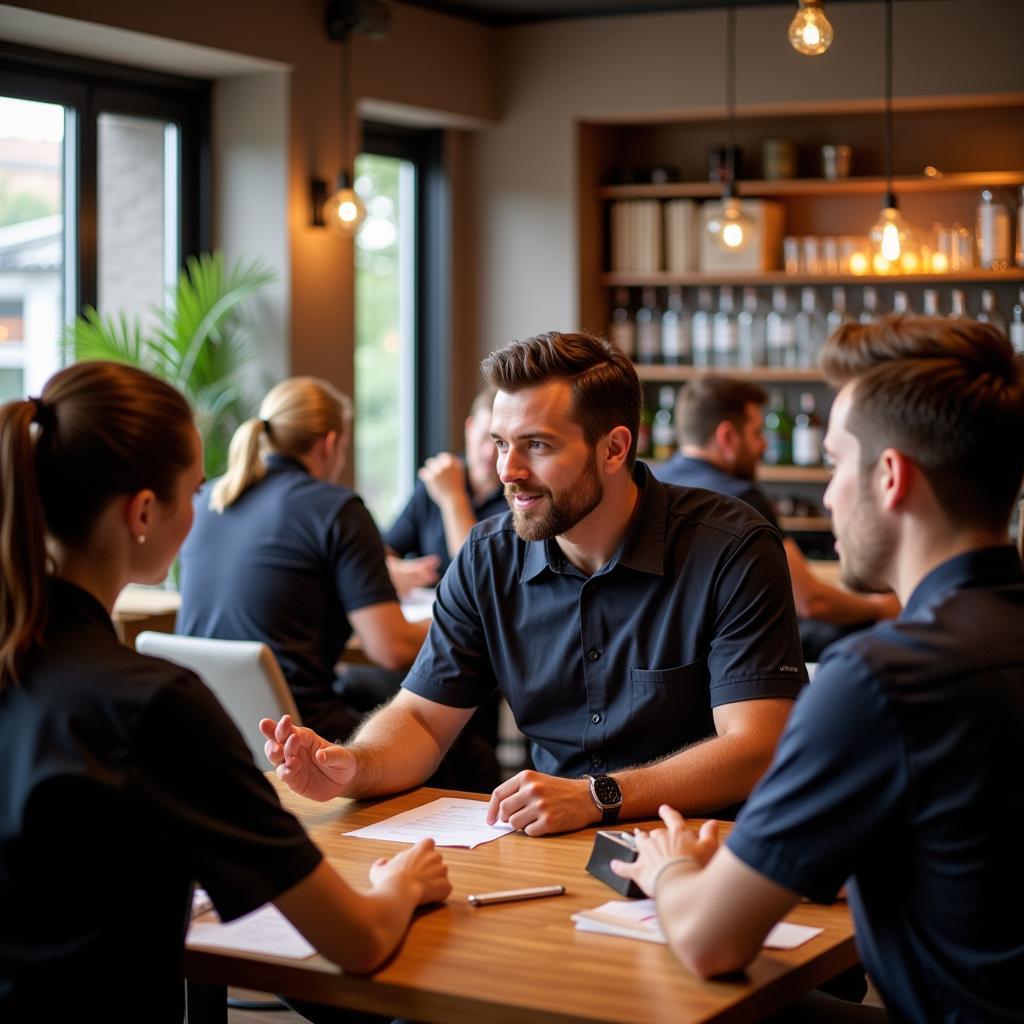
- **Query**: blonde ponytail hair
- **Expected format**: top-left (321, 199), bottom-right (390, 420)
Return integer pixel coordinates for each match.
top-left (210, 376), bottom-right (352, 512)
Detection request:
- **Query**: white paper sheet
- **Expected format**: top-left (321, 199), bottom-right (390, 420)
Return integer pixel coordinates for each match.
top-left (188, 903), bottom-right (315, 959)
top-left (401, 587), bottom-right (435, 623)
top-left (572, 899), bottom-right (823, 950)
top-left (344, 797), bottom-right (515, 848)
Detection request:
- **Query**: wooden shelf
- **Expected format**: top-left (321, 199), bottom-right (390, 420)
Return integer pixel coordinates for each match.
top-left (758, 465), bottom-right (832, 483)
top-left (636, 364), bottom-right (824, 383)
top-left (603, 270), bottom-right (1024, 288)
top-left (779, 516), bottom-right (833, 533)
top-left (597, 171), bottom-right (1024, 201)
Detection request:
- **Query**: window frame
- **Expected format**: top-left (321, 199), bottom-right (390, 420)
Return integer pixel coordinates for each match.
top-left (0, 41), bottom-right (210, 321)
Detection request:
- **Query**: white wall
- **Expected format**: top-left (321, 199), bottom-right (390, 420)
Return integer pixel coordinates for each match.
top-left (471, 0), bottom-right (1024, 352)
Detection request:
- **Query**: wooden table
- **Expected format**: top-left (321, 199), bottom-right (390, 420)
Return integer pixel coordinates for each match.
top-left (112, 584), bottom-right (180, 648)
top-left (185, 784), bottom-right (856, 1024)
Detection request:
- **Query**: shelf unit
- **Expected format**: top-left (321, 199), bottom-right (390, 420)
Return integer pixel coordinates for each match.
top-left (581, 94), bottom-right (1024, 556)
top-left (779, 516), bottom-right (833, 533)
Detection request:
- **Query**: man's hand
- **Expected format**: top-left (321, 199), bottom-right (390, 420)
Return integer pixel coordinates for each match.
top-left (259, 715), bottom-right (357, 802)
top-left (610, 805), bottom-right (720, 896)
top-left (418, 452), bottom-right (467, 509)
top-left (368, 837), bottom-right (452, 906)
top-left (486, 770), bottom-right (599, 836)
top-left (386, 553), bottom-right (441, 598)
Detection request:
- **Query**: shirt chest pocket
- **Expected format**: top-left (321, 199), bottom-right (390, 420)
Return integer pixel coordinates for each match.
top-left (628, 660), bottom-right (714, 745)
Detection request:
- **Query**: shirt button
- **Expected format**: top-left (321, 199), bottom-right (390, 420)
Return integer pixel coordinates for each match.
top-left (591, 713), bottom-right (602, 724)
top-left (588, 649), bottom-right (600, 662)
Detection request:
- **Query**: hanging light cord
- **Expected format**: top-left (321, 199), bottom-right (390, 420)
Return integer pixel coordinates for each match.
top-left (883, 0), bottom-right (895, 207)
top-left (339, 28), bottom-right (352, 180)
top-left (726, 1), bottom-right (737, 195)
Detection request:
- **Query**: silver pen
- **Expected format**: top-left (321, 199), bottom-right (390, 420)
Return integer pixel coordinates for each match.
top-left (467, 884), bottom-right (565, 906)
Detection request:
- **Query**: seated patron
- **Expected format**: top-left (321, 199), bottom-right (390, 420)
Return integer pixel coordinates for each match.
top-left (653, 377), bottom-right (899, 660)
top-left (177, 377), bottom-right (428, 742)
top-left (614, 316), bottom-right (1024, 1022)
top-left (263, 331), bottom-right (807, 836)
top-left (0, 363), bottom-right (450, 1023)
top-left (384, 384), bottom-right (505, 595)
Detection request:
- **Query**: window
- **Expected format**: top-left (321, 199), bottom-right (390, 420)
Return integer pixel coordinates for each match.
top-left (0, 44), bottom-right (207, 398)
top-left (354, 123), bottom-right (449, 529)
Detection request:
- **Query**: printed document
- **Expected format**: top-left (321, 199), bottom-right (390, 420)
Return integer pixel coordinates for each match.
top-left (345, 797), bottom-right (515, 848)
top-left (188, 904), bottom-right (316, 959)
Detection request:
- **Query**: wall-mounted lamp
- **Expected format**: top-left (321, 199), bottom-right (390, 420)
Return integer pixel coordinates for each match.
top-left (789, 0), bottom-right (834, 56)
top-left (312, 0), bottom-right (389, 233)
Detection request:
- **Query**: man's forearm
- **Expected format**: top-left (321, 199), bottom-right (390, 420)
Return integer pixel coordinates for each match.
top-left (615, 718), bottom-right (785, 818)
top-left (344, 704), bottom-right (447, 798)
top-left (438, 493), bottom-right (476, 559)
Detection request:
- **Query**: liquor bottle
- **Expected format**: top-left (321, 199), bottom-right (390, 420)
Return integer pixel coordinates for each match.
top-left (661, 286), bottom-right (690, 365)
top-left (1010, 289), bottom-right (1024, 355)
top-left (922, 289), bottom-right (941, 317)
top-left (1016, 187), bottom-right (1024, 269)
top-left (976, 289), bottom-right (1007, 334)
top-left (976, 189), bottom-right (1011, 270)
top-left (826, 286), bottom-right (852, 336)
top-left (637, 404), bottom-right (654, 459)
top-left (713, 286), bottom-right (739, 368)
top-left (691, 286), bottom-right (714, 369)
top-left (792, 392), bottom-right (824, 467)
top-left (795, 287), bottom-right (824, 369)
top-left (635, 288), bottom-right (661, 364)
top-left (949, 288), bottom-right (967, 321)
top-left (859, 285), bottom-right (881, 324)
top-left (892, 290), bottom-right (913, 315)
top-left (609, 288), bottom-right (635, 358)
top-left (738, 287), bottom-right (767, 368)
top-left (651, 386), bottom-right (677, 462)
top-left (763, 390), bottom-right (794, 466)
top-left (765, 287), bottom-right (797, 368)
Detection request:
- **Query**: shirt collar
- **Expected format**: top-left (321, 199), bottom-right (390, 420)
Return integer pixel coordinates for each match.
top-left (520, 461), bottom-right (667, 583)
top-left (264, 453), bottom-right (308, 474)
top-left (47, 577), bottom-right (116, 636)
top-left (902, 545), bottom-right (1024, 620)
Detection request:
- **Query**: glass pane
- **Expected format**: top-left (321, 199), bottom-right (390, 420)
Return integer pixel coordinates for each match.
top-left (354, 152), bottom-right (416, 526)
top-left (97, 113), bottom-right (179, 329)
top-left (0, 96), bottom-right (67, 400)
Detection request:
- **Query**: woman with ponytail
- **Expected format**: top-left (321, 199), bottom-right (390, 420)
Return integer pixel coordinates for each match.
top-left (178, 376), bottom-right (428, 742)
top-left (0, 363), bottom-right (449, 1022)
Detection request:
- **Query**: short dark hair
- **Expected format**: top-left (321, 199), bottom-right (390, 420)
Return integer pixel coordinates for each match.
top-left (821, 314), bottom-right (1024, 532)
top-left (480, 331), bottom-right (641, 465)
top-left (675, 377), bottom-right (768, 448)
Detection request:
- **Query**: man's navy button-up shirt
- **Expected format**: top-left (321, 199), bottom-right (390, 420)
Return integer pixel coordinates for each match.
top-left (403, 462), bottom-right (807, 779)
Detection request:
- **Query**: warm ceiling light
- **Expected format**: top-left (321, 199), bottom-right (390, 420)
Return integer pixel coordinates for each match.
top-left (789, 0), bottom-right (834, 56)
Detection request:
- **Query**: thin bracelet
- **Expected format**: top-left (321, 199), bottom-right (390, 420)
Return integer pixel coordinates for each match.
top-left (652, 855), bottom-right (701, 896)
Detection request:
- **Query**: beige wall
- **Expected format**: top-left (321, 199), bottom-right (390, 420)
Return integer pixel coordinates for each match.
top-left (471, 0), bottom-right (1024, 354)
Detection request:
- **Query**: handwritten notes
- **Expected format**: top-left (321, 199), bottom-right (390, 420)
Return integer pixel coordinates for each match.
top-left (344, 797), bottom-right (514, 848)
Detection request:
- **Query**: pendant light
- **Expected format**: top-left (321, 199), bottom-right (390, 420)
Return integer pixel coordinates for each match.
top-left (868, 0), bottom-right (914, 270)
top-left (788, 0), bottom-right (834, 56)
top-left (706, 3), bottom-right (753, 253)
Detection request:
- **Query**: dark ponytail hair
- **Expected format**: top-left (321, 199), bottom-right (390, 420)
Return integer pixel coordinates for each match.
top-left (0, 361), bottom-right (195, 688)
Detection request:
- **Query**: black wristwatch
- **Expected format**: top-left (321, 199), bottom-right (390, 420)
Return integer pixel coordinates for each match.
top-left (587, 774), bottom-right (623, 825)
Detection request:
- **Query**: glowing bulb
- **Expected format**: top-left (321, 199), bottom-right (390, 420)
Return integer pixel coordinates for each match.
top-left (869, 203), bottom-right (914, 269)
top-left (930, 251), bottom-right (949, 274)
top-left (849, 251), bottom-right (869, 276)
top-left (322, 172), bottom-right (366, 233)
top-left (706, 196), bottom-right (754, 253)
top-left (789, 1), bottom-right (834, 56)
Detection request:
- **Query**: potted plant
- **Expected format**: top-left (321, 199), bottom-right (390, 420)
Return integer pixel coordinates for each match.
top-left (63, 251), bottom-right (275, 478)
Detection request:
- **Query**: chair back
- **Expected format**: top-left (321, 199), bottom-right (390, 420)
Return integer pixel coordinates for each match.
top-left (135, 632), bottom-right (300, 762)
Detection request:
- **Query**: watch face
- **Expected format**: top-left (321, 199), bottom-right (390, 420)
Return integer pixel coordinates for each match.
top-left (593, 775), bottom-right (621, 807)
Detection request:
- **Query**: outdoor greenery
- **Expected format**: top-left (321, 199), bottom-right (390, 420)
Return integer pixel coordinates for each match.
top-left (63, 251), bottom-right (274, 478)
top-left (0, 176), bottom-right (58, 228)
top-left (354, 152), bottom-right (407, 526)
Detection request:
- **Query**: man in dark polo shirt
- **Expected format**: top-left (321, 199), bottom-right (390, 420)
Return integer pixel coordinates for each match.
top-left (613, 316), bottom-right (1024, 1022)
top-left (654, 377), bottom-right (899, 650)
top-left (383, 385), bottom-right (505, 593)
top-left (262, 331), bottom-right (806, 836)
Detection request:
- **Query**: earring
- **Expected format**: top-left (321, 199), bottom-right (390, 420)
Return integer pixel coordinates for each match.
top-left (137, 534), bottom-right (146, 546)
